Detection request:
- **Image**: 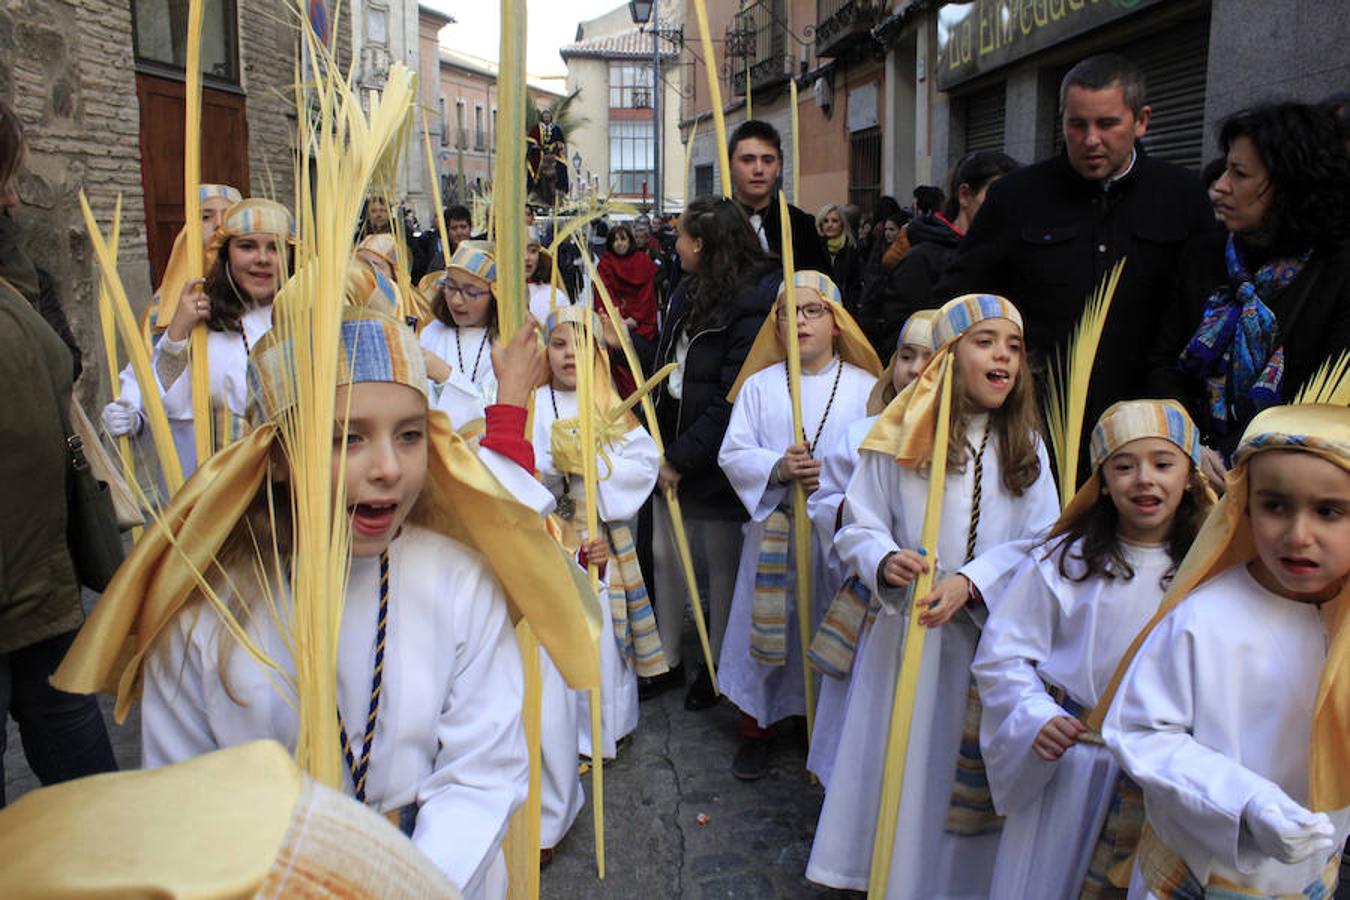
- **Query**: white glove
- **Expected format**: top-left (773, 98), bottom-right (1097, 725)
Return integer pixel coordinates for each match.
top-left (100, 398), bottom-right (140, 437)
top-left (1243, 784), bottom-right (1336, 864)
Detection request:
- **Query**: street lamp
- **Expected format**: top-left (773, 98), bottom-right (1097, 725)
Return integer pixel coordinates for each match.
top-left (628, 0), bottom-right (661, 215)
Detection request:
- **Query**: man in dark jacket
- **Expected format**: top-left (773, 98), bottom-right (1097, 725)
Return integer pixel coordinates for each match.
top-left (728, 120), bottom-right (831, 275)
top-left (935, 54), bottom-right (1215, 459)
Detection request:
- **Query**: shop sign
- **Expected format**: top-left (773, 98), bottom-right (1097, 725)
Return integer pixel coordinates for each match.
top-left (936, 0), bottom-right (1165, 90)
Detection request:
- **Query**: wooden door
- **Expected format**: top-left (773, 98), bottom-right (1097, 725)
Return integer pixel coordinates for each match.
top-left (135, 73), bottom-right (251, 284)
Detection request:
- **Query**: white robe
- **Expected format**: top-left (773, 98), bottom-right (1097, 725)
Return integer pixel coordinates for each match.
top-left (140, 525), bottom-right (527, 900)
top-left (716, 358), bottom-right (875, 728)
top-left (803, 413), bottom-right (877, 787)
top-left (421, 321), bottom-right (498, 429)
top-left (1101, 564), bottom-right (1350, 897)
top-left (972, 538), bottom-right (1173, 900)
top-left (151, 303), bottom-right (272, 476)
top-left (806, 419), bottom-right (1058, 896)
top-left (531, 385), bottom-right (660, 760)
top-left (528, 282), bottom-right (577, 325)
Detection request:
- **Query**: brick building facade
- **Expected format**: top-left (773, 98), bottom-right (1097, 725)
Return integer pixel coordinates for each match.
top-left (0, 0), bottom-right (344, 408)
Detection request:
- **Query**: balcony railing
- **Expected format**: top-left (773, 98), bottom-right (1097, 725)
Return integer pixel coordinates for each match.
top-left (727, 0), bottom-right (792, 97)
top-left (815, 0), bottom-right (883, 58)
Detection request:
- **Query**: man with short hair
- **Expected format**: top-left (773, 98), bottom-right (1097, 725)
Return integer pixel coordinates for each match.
top-left (936, 54), bottom-right (1215, 453)
top-left (727, 120), bottom-right (830, 274)
top-left (420, 204), bottom-right (474, 277)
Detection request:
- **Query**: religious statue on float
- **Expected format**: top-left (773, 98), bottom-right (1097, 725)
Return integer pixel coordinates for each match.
top-left (527, 108), bottom-right (569, 207)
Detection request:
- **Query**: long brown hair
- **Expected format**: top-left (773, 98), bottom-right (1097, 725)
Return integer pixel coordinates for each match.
top-left (204, 235), bottom-right (289, 334)
top-left (945, 343), bottom-right (1043, 496)
top-left (1043, 465), bottom-right (1209, 586)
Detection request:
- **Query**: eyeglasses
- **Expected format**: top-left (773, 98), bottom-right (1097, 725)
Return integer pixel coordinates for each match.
top-left (775, 302), bottom-right (830, 322)
top-left (439, 279), bottom-right (492, 302)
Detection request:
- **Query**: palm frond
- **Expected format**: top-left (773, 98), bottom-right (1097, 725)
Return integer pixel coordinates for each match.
top-left (1294, 351), bottom-right (1350, 406)
top-left (1043, 258), bottom-right (1126, 508)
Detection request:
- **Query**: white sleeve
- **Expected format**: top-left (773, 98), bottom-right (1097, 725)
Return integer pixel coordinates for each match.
top-left (1101, 611), bottom-right (1274, 875)
top-left (835, 449), bottom-right (905, 605)
top-left (595, 424), bottom-right (660, 523)
top-left (152, 334), bottom-right (195, 417)
top-left (717, 381), bottom-right (787, 522)
top-left (476, 445), bottom-right (556, 517)
top-left (959, 537), bottom-right (1038, 616)
top-left (807, 427), bottom-right (855, 574)
top-left (140, 612), bottom-right (219, 768)
top-left (971, 556), bottom-right (1071, 814)
top-left (413, 574), bottom-right (528, 894)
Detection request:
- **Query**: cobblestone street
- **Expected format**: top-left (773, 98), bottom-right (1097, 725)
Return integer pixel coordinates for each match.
top-left (5, 628), bottom-right (838, 899)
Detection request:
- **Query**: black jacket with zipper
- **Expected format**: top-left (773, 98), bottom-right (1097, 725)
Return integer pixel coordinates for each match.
top-left (654, 270), bottom-right (779, 520)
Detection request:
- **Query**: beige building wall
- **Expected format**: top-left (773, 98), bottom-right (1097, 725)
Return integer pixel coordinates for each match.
top-left (565, 56), bottom-right (609, 195)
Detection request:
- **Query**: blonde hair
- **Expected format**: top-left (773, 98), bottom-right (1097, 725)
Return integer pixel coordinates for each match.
top-left (815, 203), bottom-right (856, 247)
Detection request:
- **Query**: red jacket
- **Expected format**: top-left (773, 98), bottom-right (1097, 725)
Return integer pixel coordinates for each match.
top-left (597, 249), bottom-right (658, 341)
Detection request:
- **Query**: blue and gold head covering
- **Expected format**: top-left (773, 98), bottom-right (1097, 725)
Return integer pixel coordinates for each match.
top-left (1053, 399), bottom-right (1214, 535)
top-left (200, 184), bottom-right (243, 206)
top-left (933, 293), bottom-right (1024, 348)
top-left (729, 269), bottom-right (883, 401)
top-left (862, 293), bottom-right (1025, 465)
top-left (546, 303), bottom-right (604, 338)
top-left (897, 308), bottom-right (941, 353)
top-left (1092, 403), bottom-right (1350, 812)
top-left (775, 270), bottom-right (842, 306)
top-left (446, 240), bottom-right (497, 289)
top-left (218, 198), bottom-right (295, 244)
top-left (248, 308), bottom-right (426, 424)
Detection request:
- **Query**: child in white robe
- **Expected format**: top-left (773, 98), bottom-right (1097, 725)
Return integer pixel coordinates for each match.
top-left (146, 198), bottom-right (291, 475)
top-left (533, 307), bottom-right (661, 758)
top-left (54, 307), bottom-right (603, 900)
top-left (527, 307), bottom-right (660, 857)
top-left (1099, 403), bottom-right (1350, 898)
top-left (717, 271), bottom-right (882, 780)
top-left (421, 241), bottom-right (501, 430)
top-left (972, 399), bottom-right (1215, 900)
top-left (805, 308), bottom-right (939, 788)
top-left (806, 294), bottom-right (1059, 897)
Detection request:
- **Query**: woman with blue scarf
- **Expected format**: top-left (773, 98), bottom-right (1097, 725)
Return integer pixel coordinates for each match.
top-left (1150, 101), bottom-right (1350, 464)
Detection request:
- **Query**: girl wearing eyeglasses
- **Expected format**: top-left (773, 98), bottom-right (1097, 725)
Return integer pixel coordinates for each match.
top-left (716, 271), bottom-right (882, 780)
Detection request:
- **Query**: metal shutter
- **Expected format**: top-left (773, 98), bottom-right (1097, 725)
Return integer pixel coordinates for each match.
top-left (964, 82), bottom-right (1007, 153)
top-left (1131, 18), bottom-right (1210, 170)
top-left (1052, 17), bottom-right (1210, 171)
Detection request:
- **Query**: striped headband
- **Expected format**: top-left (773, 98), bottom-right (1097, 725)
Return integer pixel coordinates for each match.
top-left (933, 293), bottom-right (1024, 347)
top-left (220, 198), bottom-right (294, 241)
top-left (1088, 399), bottom-right (1204, 472)
top-left (248, 309), bottom-right (427, 423)
top-left (547, 304), bottom-right (604, 337)
top-left (1232, 404), bottom-right (1350, 471)
top-left (776, 270), bottom-right (842, 307)
top-left (200, 184), bottom-right (243, 205)
top-left (897, 308), bottom-right (941, 352)
top-left (447, 240), bottom-right (497, 285)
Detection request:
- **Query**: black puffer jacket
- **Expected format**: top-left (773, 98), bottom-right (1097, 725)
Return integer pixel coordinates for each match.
top-left (654, 270), bottom-right (779, 520)
top-left (864, 213), bottom-right (962, 354)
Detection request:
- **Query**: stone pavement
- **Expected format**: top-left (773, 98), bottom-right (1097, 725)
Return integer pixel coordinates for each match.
top-left (542, 687), bottom-right (838, 899)
top-left (4, 668), bottom-right (840, 899)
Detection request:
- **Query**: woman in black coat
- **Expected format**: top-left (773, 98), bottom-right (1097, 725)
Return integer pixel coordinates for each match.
top-left (815, 203), bottom-right (863, 318)
top-left (1149, 102), bottom-right (1350, 467)
top-left (647, 195), bottom-right (779, 707)
top-left (865, 151), bottom-right (1019, 355)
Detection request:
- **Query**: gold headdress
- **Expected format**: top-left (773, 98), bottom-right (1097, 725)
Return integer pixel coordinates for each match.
top-left (1088, 403), bottom-right (1350, 811)
top-left (1051, 398), bottom-right (1217, 536)
top-left (868, 308), bottom-right (942, 415)
top-left (728, 270), bottom-right (882, 402)
top-left (861, 293), bottom-right (1023, 467)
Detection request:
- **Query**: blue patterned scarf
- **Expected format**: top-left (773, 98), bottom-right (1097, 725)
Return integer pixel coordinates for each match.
top-left (1178, 236), bottom-right (1310, 438)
